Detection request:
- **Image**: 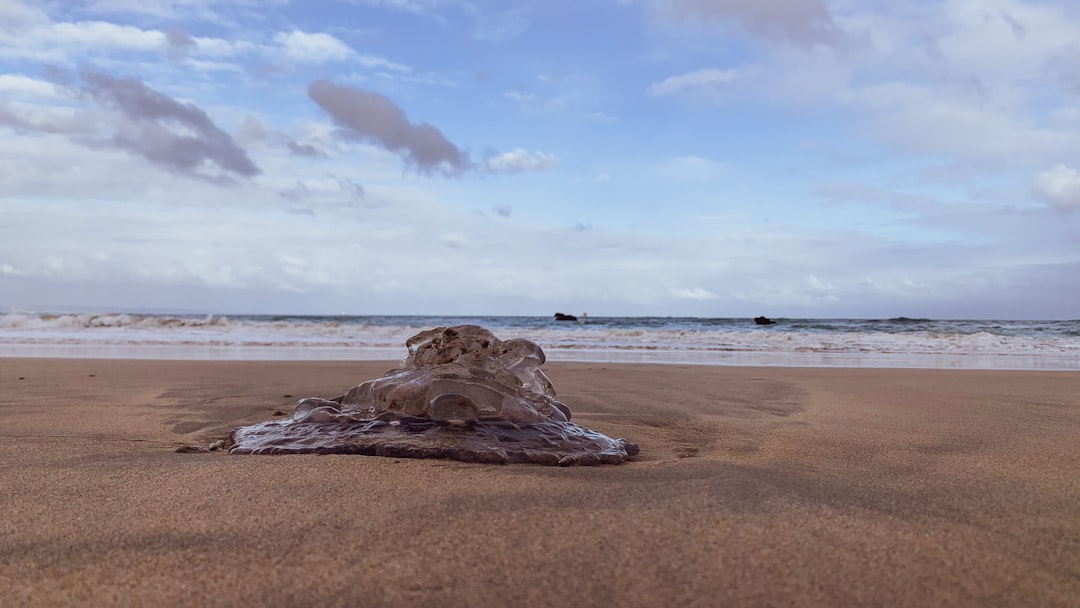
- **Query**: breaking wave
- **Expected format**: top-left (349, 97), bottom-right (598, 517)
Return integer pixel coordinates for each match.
top-left (1, 312), bottom-right (1077, 369)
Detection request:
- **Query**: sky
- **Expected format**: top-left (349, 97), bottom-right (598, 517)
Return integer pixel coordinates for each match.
top-left (1, 0), bottom-right (1078, 319)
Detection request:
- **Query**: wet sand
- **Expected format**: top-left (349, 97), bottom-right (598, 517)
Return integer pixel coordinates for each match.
top-left (2, 358), bottom-right (1078, 607)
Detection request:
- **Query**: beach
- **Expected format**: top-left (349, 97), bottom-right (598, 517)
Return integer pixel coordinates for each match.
top-left (2, 358), bottom-right (1079, 607)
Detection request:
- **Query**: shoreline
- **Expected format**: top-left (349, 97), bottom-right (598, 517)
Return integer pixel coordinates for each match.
top-left (3, 358), bottom-right (1079, 606)
top-left (2, 343), bottom-right (1078, 370)
top-left (3, 314), bottom-right (1076, 373)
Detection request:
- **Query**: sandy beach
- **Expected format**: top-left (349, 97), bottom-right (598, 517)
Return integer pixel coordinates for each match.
top-left (2, 358), bottom-right (1078, 607)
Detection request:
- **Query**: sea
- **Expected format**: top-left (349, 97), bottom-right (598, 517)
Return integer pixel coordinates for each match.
top-left (1, 312), bottom-right (1078, 370)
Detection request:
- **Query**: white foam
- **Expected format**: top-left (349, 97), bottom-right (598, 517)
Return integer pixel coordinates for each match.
top-left (1, 314), bottom-right (1077, 369)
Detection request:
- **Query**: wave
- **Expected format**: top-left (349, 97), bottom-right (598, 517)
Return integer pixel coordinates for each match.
top-left (2, 314), bottom-right (1077, 360)
top-left (0, 313), bottom-right (230, 330)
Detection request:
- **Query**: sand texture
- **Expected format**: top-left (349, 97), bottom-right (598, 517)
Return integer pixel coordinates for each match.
top-left (2, 359), bottom-right (1079, 607)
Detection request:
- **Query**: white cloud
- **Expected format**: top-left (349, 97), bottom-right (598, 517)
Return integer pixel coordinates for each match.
top-left (356, 54), bottom-right (411, 72)
top-left (505, 91), bottom-right (535, 105)
top-left (804, 274), bottom-right (834, 292)
top-left (274, 30), bottom-right (354, 63)
top-left (83, 0), bottom-right (289, 20)
top-left (841, 80), bottom-right (1073, 164)
top-left (188, 35), bottom-right (257, 58)
top-left (659, 155), bottom-right (725, 181)
top-left (0, 20), bottom-right (166, 61)
top-left (439, 233), bottom-right (469, 249)
top-left (45, 21), bottom-right (164, 49)
top-left (485, 149), bottom-right (558, 173)
top-left (586, 111), bottom-right (616, 123)
top-left (933, 0), bottom-right (1080, 82)
top-left (837, 2), bottom-right (1080, 166)
top-left (84, 0), bottom-right (187, 17)
top-left (503, 90), bottom-right (565, 112)
top-left (343, 0), bottom-right (450, 17)
top-left (658, 0), bottom-right (843, 47)
top-left (671, 287), bottom-right (718, 300)
top-left (507, 90), bottom-right (537, 102)
top-left (647, 1), bottom-right (1080, 173)
top-left (183, 58), bottom-right (245, 73)
top-left (472, 6), bottom-right (530, 42)
top-left (648, 68), bottom-right (739, 98)
top-left (0, 74), bottom-right (63, 99)
top-left (0, 10), bottom-right (365, 71)
top-left (0, 0), bottom-right (47, 28)
top-left (1033, 164), bottom-right (1080, 212)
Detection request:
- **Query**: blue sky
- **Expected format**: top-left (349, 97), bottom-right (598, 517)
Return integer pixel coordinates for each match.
top-left (1, 0), bottom-right (1078, 318)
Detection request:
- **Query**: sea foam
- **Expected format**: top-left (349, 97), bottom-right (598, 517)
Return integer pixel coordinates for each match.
top-left (1, 313), bottom-right (1077, 369)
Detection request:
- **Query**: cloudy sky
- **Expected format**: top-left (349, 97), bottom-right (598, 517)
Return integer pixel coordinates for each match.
top-left (1, 0), bottom-right (1078, 319)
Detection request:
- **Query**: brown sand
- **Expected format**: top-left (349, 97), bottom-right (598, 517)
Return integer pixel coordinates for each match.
top-left (1, 359), bottom-right (1078, 607)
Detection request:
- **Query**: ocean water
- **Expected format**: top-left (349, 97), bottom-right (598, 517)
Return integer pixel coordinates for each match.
top-left (0, 312), bottom-right (1078, 369)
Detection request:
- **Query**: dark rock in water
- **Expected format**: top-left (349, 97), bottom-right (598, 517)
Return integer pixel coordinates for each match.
top-left (229, 325), bottom-right (638, 466)
top-left (754, 316), bottom-right (777, 325)
top-left (553, 312), bottom-right (578, 321)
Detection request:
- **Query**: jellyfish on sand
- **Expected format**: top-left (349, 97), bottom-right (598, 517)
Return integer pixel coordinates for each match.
top-left (229, 325), bottom-right (639, 466)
